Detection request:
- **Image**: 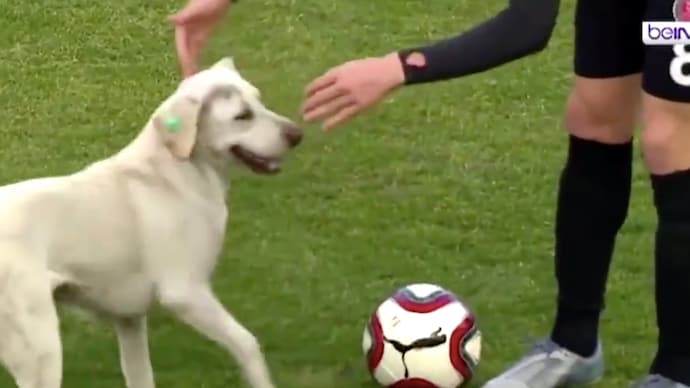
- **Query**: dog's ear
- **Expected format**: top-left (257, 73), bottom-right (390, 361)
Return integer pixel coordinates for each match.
top-left (212, 57), bottom-right (237, 71)
top-left (153, 96), bottom-right (202, 159)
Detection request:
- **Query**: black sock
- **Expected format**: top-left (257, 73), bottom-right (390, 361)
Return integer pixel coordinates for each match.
top-left (650, 168), bottom-right (690, 385)
top-left (549, 135), bottom-right (633, 357)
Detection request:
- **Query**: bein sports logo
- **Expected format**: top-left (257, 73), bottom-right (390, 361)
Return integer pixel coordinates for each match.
top-left (646, 0), bottom-right (690, 86)
top-left (643, 0), bottom-right (690, 45)
top-left (643, 22), bottom-right (690, 45)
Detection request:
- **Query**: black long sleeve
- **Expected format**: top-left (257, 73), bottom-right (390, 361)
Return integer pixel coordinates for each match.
top-left (398, 0), bottom-right (560, 85)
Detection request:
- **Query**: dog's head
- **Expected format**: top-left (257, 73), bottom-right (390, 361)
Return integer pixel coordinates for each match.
top-left (152, 57), bottom-right (302, 174)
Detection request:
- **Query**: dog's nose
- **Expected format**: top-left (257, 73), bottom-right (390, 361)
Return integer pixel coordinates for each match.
top-left (283, 125), bottom-right (303, 148)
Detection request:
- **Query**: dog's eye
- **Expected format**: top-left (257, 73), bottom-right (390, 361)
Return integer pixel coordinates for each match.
top-left (235, 110), bottom-right (254, 121)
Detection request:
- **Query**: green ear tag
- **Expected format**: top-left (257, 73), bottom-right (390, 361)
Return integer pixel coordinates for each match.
top-left (164, 116), bottom-right (182, 133)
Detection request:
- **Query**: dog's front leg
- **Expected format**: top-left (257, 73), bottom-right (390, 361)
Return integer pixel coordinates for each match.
top-left (158, 285), bottom-right (275, 388)
top-left (115, 316), bottom-right (155, 388)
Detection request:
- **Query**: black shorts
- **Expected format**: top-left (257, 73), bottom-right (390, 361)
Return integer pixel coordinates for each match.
top-left (575, 0), bottom-right (690, 102)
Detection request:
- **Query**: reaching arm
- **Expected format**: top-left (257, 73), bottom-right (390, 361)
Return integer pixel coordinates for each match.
top-left (398, 0), bottom-right (560, 85)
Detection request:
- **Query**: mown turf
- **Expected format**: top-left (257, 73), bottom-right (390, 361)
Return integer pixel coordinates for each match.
top-left (0, 0), bottom-right (659, 387)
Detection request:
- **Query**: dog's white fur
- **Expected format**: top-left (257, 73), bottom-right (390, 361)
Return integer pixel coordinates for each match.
top-left (0, 58), bottom-right (301, 388)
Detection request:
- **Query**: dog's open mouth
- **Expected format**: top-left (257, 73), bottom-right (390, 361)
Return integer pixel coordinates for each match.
top-left (230, 146), bottom-right (281, 174)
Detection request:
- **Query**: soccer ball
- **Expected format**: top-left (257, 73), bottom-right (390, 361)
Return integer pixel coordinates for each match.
top-left (362, 283), bottom-right (481, 388)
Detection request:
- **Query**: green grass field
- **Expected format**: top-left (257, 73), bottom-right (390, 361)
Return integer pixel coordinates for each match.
top-left (0, 0), bottom-right (660, 387)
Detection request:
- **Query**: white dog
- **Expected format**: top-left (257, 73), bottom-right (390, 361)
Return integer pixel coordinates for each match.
top-left (0, 57), bottom-right (302, 388)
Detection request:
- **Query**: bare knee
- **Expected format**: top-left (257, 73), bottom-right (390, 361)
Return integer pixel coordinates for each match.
top-left (563, 75), bottom-right (640, 143)
top-left (641, 121), bottom-right (674, 161)
top-left (641, 93), bottom-right (690, 174)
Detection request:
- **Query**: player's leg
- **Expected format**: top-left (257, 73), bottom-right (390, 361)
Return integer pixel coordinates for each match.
top-left (632, 2), bottom-right (690, 387)
top-left (482, 0), bottom-right (644, 387)
top-left (550, 75), bottom-right (638, 357)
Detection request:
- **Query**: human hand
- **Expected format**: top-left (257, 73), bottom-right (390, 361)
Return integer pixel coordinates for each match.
top-left (169, 0), bottom-right (232, 78)
top-left (300, 52), bottom-right (406, 131)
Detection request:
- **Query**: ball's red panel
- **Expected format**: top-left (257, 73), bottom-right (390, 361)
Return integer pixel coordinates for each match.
top-left (448, 316), bottom-right (476, 382)
top-left (367, 313), bottom-right (385, 373)
top-left (388, 377), bottom-right (439, 388)
top-left (392, 287), bottom-right (457, 313)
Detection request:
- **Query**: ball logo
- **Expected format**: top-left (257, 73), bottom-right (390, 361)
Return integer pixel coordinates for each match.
top-left (364, 284), bottom-right (480, 387)
top-left (383, 327), bottom-right (447, 378)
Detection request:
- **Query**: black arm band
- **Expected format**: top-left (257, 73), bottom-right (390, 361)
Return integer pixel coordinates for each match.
top-left (398, 0), bottom-right (560, 85)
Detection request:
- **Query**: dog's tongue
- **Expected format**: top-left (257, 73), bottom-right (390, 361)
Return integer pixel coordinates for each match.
top-left (248, 158), bottom-right (280, 174)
